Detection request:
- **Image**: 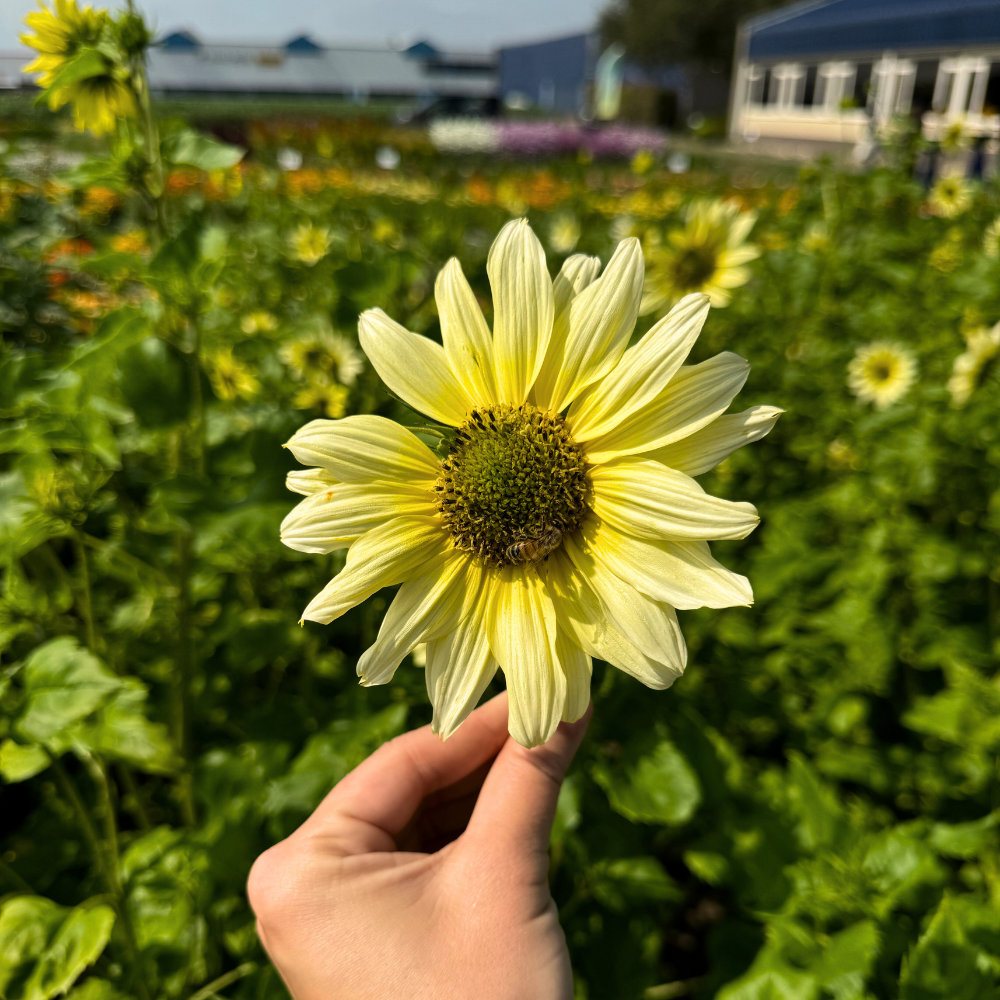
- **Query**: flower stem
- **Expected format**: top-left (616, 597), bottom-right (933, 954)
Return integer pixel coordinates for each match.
top-left (72, 529), bottom-right (97, 652)
top-left (186, 963), bottom-right (257, 1000)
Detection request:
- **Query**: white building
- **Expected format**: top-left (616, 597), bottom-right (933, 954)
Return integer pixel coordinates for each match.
top-left (730, 0), bottom-right (1000, 147)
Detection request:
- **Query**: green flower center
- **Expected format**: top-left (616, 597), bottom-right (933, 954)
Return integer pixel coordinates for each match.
top-left (435, 405), bottom-right (590, 567)
top-left (673, 243), bottom-right (721, 291)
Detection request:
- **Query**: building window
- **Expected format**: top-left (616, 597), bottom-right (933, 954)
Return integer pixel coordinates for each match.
top-left (985, 62), bottom-right (1000, 116)
top-left (852, 62), bottom-right (873, 108)
top-left (803, 66), bottom-right (818, 107)
top-left (911, 60), bottom-right (939, 116)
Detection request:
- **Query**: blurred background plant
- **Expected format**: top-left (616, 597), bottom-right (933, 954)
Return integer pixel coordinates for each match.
top-left (4, 5), bottom-right (1000, 1000)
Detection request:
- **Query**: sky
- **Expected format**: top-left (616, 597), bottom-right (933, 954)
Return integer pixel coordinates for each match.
top-left (2, 0), bottom-right (607, 51)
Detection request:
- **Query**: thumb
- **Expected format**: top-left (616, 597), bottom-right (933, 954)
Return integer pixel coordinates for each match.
top-left (461, 704), bottom-right (592, 874)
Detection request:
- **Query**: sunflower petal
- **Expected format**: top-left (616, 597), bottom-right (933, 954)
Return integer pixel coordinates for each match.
top-left (281, 483), bottom-right (433, 554)
top-left (585, 352), bottom-right (750, 464)
top-left (535, 240), bottom-right (642, 411)
top-left (488, 219), bottom-right (554, 405)
top-left (647, 405), bottom-right (783, 476)
top-left (285, 415), bottom-right (440, 485)
top-left (356, 553), bottom-right (481, 686)
top-left (435, 257), bottom-right (498, 407)
top-left (590, 458), bottom-right (759, 541)
top-left (557, 628), bottom-right (592, 723)
top-left (359, 308), bottom-right (475, 426)
top-left (568, 293), bottom-right (710, 441)
top-left (552, 254), bottom-right (602, 319)
top-left (426, 579), bottom-right (499, 739)
top-left (487, 565), bottom-right (566, 748)
top-left (584, 517), bottom-right (753, 610)
top-left (285, 467), bottom-right (337, 496)
top-left (300, 515), bottom-right (448, 624)
top-left (563, 532), bottom-right (687, 678)
top-left (542, 550), bottom-right (683, 690)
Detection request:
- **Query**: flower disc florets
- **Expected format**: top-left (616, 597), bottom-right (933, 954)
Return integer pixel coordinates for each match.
top-left (435, 405), bottom-right (590, 566)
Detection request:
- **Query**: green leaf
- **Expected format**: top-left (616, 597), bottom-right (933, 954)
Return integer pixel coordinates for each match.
top-left (786, 751), bottom-right (844, 851)
top-left (900, 896), bottom-right (999, 1000)
top-left (65, 308), bottom-right (153, 385)
top-left (0, 739), bottom-right (50, 783)
top-left (812, 920), bottom-right (880, 1000)
top-left (44, 48), bottom-right (110, 91)
top-left (592, 737), bottom-right (701, 826)
top-left (264, 704), bottom-right (407, 816)
top-left (64, 979), bottom-right (122, 1000)
top-left (15, 637), bottom-right (120, 745)
top-left (70, 678), bottom-right (178, 773)
top-left (0, 896), bottom-right (115, 1000)
top-left (587, 857), bottom-right (680, 911)
top-left (683, 850), bottom-right (730, 886)
top-left (929, 812), bottom-right (1000, 860)
top-left (22, 905), bottom-right (117, 1000)
top-left (162, 129), bottom-right (245, 171)
top-left (716, 948), bottom-right (820, 1000)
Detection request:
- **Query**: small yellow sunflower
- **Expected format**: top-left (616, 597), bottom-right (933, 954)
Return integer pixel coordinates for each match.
top-left (948, 323), bottom-right (1000, 407)
top-left (847, 341), bottom-right (917, 409)
top-left (289, 223), bottom-right (331, 266)
top-left (293, 382), bottom-right (350, 418)
top-left (205, 348), bottom-right (259, 402)
top-left (280, 327), bottom-right (364, 386)
top-left (928, 175), bottom-right (973, 219)
top-left (281, 220), bottom-right (781, 747)
top-left (241, 310), bottom-right (279, 335)
top-left (110, 230), bottom-right (149, 255)
top-left (549, 213), bottom-right (581, 255)
top-left (641, 199), bottom-right (759, 315)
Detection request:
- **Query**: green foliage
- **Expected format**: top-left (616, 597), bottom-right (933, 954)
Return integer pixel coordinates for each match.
top-left (4, 78), bottom-right (1000, 1000)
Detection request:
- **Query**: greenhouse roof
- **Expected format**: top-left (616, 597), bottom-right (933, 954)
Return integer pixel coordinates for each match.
top-left (746, 0), bottom-right (1000, 60)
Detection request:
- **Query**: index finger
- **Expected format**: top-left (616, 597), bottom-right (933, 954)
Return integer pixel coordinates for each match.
top-left (293, 691), bottom-right (511, 856)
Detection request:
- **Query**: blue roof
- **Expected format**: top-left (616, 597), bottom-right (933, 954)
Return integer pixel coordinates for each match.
top-left (160, 30), bottom-right (199, 49)
top-left (747, 0), bottom-right (1000, 60)
top-left (406, 41), bottom-right (440, 58)
top-left (286, 35), bottom-right (323, 53)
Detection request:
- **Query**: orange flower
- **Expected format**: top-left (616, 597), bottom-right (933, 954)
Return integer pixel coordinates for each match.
top-left (80, 186), bottom-right (121, 217)
top-left (165, 168), bottom-right (201, 197)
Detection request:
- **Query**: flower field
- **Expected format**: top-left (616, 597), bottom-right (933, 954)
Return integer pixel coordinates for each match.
top-left (4, 21), bottom-right (1000, 996)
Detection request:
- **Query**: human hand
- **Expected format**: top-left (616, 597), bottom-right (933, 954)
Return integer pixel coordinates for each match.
top-left (247, 692), bottom-right (592, 1000)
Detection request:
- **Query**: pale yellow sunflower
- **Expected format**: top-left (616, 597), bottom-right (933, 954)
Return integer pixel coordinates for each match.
top-left (279, 327), bottom-right (364, 386)
top-left (205, 348), bottom-right (259, 401)
top-left (241, 310), bottom-right (279, 335)
top-left (21, 0), bottom-right (105, 84)
top-left (948, 323), bottom-right (1000, 407)
top-left (928, 175), bottom-right (973, 219)
top-left (847, 341), bottom-right (917, 409)
top-left (289, 223), bottom-right (331, 266)
top-left (293, 382), bottom-right (350, 417)
top-left (281, 220), bottom-right (781, 747)
top-left (641, 199), bottom-right (759, 315)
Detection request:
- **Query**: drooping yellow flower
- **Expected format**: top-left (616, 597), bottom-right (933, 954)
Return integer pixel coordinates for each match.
top-left (289, 223), bottom-right (331, 265)
top-left (293, 382), bottom-right (350, 418)
top-left (205, 348), bottom-right (259, 401)
top-left (22, 0), bottom-right (135, 134)
top-left (281, 220), bottom-right (781, 747)
top-left (21, 0), bottom-right (105, 84)
top-left (279, 328), bottom-right (364, 386)
top-left (641, 199), bottom-right (759, 315)
top-left (847, 341), bottom-right (917, 409)
top-left (928, 175), bottom-right (973, 219)
top-left (948, 323), bottom-right (1000, 407)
